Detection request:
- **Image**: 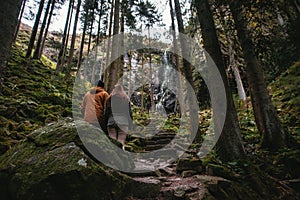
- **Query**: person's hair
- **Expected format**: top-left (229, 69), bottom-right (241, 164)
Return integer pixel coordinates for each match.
top-left (95, 80), bottom-right (105, 88)
top-left (111, 84), bottom-right (129, 100)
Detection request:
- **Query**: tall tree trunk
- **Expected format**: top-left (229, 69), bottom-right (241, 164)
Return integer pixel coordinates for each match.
top-left (14, 0), bottom-right (27, 42)
top-left (232, 64), bottom-right (246, 101)
top-left (217, 6), bottom-right (247, 102)
top-left (104, 0), bottom-right (114, 86)
top-left (107, 0), bottom-right (120, 92)
top-left (119, 0), bottom-right (125, 84)
top-left (67, 0), bottom-right (81, 67)
top-left (0, 0), bottom-right (23, 92)
top-left (39, 0), bottom-right (56, 58)
top-left (63, 0), bottom-right (75, 64)
top-left (173, 0), bottom-right (199, 141)
top-left (33, 0), bottom-right (53, 59)
top-left (96, 0), bottom-right (104, 45)
top-left (87, 15), bottom-right (94, 55)
top-left (229, 1), bottom-right (291, 150)
top-left (77, 8), bottom-right (89, 72)
top-left (56, 0), bottom-right (73, 75)
top-left (127, 51), bottom-right (132, 97)
top-left (25, 0), bottom-right (45, 59)
top-left (169, 0), bottom-right (185, 114)
top-left (194, 0), bottom-right (245, 161)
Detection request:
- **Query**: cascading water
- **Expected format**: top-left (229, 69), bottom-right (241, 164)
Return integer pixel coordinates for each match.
top-left (154, 51), bottom-right (178, 114)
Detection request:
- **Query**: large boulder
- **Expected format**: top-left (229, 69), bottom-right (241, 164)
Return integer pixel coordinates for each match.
top-left (0, 118), bottom-right (154, 200)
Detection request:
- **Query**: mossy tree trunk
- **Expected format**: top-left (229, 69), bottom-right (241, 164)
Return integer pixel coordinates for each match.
top-left (0, 0), bottom-right (23, 92)
top-left (229, 1), bottom-right (289, 150)
top-left (194, 0), bottom-right (245, 161)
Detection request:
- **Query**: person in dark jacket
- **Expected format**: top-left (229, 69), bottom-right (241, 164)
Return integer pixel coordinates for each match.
top-left (80, 80), bottom-right (110, 133)
top-left (105, 84), bottom-right (132, 150)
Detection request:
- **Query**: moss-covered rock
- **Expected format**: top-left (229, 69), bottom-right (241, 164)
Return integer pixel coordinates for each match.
top-left (0, 118), bottom-right (157, 200)
top-left (202, 160), bottom-right (300, 200)
top-left (176, 157), bottom-right (204, 174)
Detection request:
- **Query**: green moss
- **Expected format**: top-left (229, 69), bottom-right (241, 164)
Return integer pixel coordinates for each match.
top-left (0, 36), bottom-right (75, 153)
top-left (270, 61), bottom-right (300, 140)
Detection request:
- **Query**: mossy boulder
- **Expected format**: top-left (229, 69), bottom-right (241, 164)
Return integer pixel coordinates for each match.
top-left (0, 118), bottom-right (155, 200)
top-left (203, 160), bottom-right (299, 200)
top-left (176, 156), bottom-right (204, 174)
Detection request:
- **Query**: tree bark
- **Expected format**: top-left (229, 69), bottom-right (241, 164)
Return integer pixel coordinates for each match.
top-left (33, 0), bottom-right (53, 59)
top-left (229, 1), bottom-right (288, 150)
top-left (0, 0), bottom-right (23, 92)
top-left (107, 0), bottom-right (120, 92)
top-left (39, 0), bottom-right (56, 58)
top-left (104, 0), bottom-right (114, 86)
top-left (194, 0), bottom-right (246, 161)
top-left (77, 7), bottom-right (89, 71)
top-left (14, 0), bottom-right (27, 42)
top-left (56, 0), bottom-right (73, 75)
top-left (87, 0), bottom-right (95, 55)
top-left (63, 0), bottom-right (75, 63)
top-left (67, 0), bottom-right (81, 67)
top-left (174, 0), bottom-right (199, 142)
top-left (96, 0), bottom-right (104, 45)
top-left (25, 0), bottom-right (45, 59)
top-left (169, 0), bottom-right (185, 114)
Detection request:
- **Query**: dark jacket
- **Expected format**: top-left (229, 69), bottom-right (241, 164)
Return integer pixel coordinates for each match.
top-left (80, 86), bottom-right (110, 124)
top-left (105, 94), bottom-right (132, 128)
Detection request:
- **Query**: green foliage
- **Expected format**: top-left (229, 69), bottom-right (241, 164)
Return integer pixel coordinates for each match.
top-left (135, 0), bottom-right (162, 28)
top-left (234, 98), bottom-right (260, 144)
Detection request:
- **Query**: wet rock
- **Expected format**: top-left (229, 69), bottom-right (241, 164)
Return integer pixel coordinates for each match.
top-left (131, 177), bottom-right (161, 198)
top-left (282, 179), bottom-right (300, 193)
top-left (160, 188), bottom-right (174, 199)
top-left (205, 163), bottom-right (240, 180)
top-left (158, 166), bottom-right (176, 176)
top-left (176, 157), bottom-right (203, 174)
top-left (181, 170), bottom-right (197, 178)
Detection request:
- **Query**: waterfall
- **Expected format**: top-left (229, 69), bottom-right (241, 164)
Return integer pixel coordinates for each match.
top-left (155, 51), bottom-right (178, 114)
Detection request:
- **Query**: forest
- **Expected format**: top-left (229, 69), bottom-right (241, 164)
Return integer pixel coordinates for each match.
top-left (0, 0), bottom-right (299, 199)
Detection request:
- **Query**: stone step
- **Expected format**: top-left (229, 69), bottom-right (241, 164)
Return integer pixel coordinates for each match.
top-left (142, 138), bottom-right (172, 146)
top-left (144, 144), bottom-right (167, 151)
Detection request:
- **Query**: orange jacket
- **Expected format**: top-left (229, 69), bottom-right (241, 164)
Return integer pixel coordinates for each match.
top-left (80, 87), bottom-right (110, 124)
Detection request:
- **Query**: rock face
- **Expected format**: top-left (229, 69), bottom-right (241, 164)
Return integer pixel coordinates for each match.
top-left (0, 118), bottom-right (151, 200)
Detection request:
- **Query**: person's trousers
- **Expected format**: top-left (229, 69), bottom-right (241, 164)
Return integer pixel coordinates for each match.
top-left (108, 125), bottom-right (128, 146)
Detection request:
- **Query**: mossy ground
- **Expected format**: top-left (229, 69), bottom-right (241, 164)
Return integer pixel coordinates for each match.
top-left (0, 31), bottom-right (74, 154)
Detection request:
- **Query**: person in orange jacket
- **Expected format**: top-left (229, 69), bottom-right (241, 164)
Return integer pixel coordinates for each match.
top-left (80, 80), bottom-right (110, 133)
